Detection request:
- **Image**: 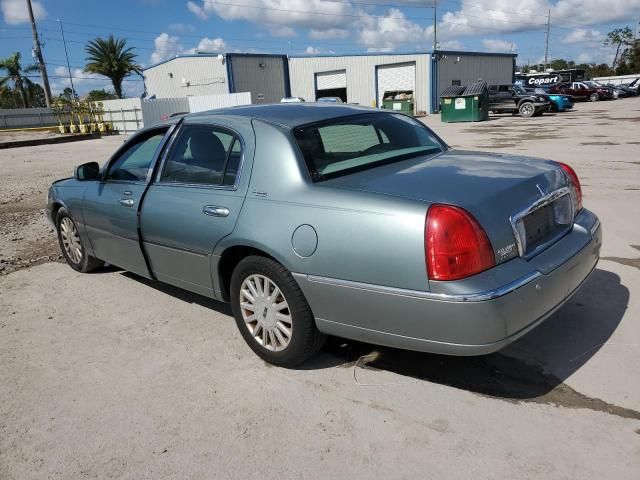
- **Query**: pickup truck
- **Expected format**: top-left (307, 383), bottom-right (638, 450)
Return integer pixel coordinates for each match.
top-left (549, 82), bottom-right (613, 102)
top-left (488, 84), bottom-right (550, 117)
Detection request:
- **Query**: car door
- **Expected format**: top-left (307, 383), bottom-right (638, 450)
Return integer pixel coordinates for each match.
top-left (82, 126), bottom-right (172, 278)
top-left (140, 121), bottom-right (249, 297)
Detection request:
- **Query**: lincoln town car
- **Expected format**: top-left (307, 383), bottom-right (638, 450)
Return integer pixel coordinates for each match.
top-left (47, 104), bottom-right (601, 366)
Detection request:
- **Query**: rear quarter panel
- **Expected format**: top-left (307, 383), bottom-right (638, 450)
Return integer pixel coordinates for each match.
top-left (215, 119), bottom-right (430, 291)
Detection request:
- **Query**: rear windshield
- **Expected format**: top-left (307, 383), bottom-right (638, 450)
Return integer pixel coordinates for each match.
top-left (293, 113), bottom-right (445, 181)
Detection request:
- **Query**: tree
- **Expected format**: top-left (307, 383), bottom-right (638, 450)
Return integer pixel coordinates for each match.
top-left (0, 52), bottom-right (39, 108)
top-left (56, 87), bottom-right (78, 104)
top-left (86, 89), bottom-right (117, 102)
top-left (27, 83), bottom-right (46, 107)
top-left (604, 27), bottom-right (634, 69)
top-left (84, 35), bottom-right (142, 99)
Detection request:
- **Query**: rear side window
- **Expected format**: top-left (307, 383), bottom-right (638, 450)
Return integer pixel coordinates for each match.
top-left (160, 124), bottom-right (242, 186)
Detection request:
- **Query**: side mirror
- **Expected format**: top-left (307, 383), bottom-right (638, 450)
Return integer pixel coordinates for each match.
top-left (74, 162), bottom-right (100, 181)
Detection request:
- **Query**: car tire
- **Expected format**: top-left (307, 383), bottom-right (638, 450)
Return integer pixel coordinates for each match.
top-left (230, 255), bottom-right (327, 367)
top-left (56, 207), bottom-right (104, 273)
top-left (590, 93), bottom-right (599, 102)
top-left (549, 103), bottom-right (558, 113)
top-left (518, 102), bottom-right (535, 117)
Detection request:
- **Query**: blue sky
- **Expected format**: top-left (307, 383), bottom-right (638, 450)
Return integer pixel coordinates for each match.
top-left (1, 0), bottom-right (639, 97)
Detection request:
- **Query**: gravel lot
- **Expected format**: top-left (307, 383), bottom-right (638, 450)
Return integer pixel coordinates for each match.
top-left (1, 100), bottom-right (639, 479)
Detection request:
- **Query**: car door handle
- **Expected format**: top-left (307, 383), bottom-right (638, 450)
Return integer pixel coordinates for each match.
top-left (202, 205), bottom-right (229, 217)
top-left (119, 198), bottom-right (135, 207)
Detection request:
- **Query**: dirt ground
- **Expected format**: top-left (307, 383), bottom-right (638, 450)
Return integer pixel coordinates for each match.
top-left (1, 99), bottom-right (639, 479)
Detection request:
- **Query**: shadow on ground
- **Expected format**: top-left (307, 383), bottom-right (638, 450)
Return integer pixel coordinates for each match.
top-left (114, 266), bottom-right (635, 417)
top-left (300, 269), bottom-right (635, 417)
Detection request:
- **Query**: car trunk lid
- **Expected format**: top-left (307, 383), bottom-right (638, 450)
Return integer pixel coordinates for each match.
top-left (321, 149), bottom-right (570, 264)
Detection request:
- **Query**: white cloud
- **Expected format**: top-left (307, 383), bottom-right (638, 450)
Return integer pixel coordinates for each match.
top-left (1, 0), bottom-right (45, 25)
top-left (357, 8), bottom-right (432, 51)
top-left (50, 66), bottom-right (113, 96)
top-left (186, 0), bottom-right (355, 29)
top-left (562, 28), bottom-right (604, 46)
top-left (309, 28), bottom-right (350, 40)
top-left (305, 46), bottom-right (320, 54)
top-left (270, 26), bottom-right (297, 38)
top-left (439, 40), bottom-right (464, 50)
top-left (481, 39), bottom-right (516, 52)
top-left (196, 36), bottom-right (226, 52)
top-left (576, 52), bottom-right (593, 63)
top-left (150, 33), bottom-right (183, 64)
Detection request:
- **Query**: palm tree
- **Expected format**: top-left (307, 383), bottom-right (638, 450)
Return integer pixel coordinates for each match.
top-left (0, 52), bottom-right (39, 108)
top-left (84, 35), bottom-right (142, 99)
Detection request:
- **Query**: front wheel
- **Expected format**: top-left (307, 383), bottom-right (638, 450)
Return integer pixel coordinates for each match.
top-left (518, 102), bottom-right (535, 117)
top-left (590, 93), bottom-right (599, 102)
top-left (230, 256), bottom-right (326, 367)
top-left (56, 208), bottom-right (104, 273)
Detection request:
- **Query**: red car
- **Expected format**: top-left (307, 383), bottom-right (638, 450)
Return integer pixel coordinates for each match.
top-left (549, 81), bottom-right (613, 101)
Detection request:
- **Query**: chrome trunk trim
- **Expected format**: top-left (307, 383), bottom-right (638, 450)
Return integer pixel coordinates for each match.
top-left (509, 186), bottom-right (572, 258)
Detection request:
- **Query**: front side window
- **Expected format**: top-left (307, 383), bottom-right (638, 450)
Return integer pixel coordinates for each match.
top-left (160, 124), bottom-right (241, 186)
top-left (293, 113), bottom-right (445, 181)
top-left (107, 130), bottom-right (167, 181)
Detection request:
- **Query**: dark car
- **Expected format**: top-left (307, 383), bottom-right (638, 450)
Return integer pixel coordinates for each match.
top-left (549, 81), bottom-right (613, 101)
top-left (625, 78), bottom-right (640, 95)
top-left (525, 86), bottom-right (574, 112)
top-left (489, 84), bottom-right (550, 117)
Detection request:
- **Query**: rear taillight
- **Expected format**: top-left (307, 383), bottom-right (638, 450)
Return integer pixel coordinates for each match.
top-left (425, 204), bottom-right (495, 281)
top-left (558, 162), bottom-right (582, 212)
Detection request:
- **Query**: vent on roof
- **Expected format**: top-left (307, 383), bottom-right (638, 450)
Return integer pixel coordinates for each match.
top-left (463, 81), bottom-right (488, 95)
top-left (440, 86), bottom-right (466, 96)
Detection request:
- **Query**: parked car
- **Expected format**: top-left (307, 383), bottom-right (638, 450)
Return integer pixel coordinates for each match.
top-left (607, 84), bottom-right (636, 98)
top-left (281, 97), bottom-right (305, 103)
top-left (549, 81), bottom-right (613, 101)
top-left (317, 97), bottom-right (343, 103)
top-left (488, 84), bottom-right (550, 117)
top-left (47, 104), bottom-right (601, 366)
top-left (625, 78), bottom-right (640, 95)
top-left (525, 87), bottom-right (574, 112)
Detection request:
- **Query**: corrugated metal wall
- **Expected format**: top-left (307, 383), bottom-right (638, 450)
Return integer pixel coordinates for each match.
top-left (288, 54), bottom-right (430, 113)
top-left (436, 54), bottom-right (515, 94)
top-left (144, 56), bottom-right (229, 98)
top-left (0, 107), bottom-right (60, 129)
top-left (229, 55), bottom-right (288, 103)
top-left (187, 92), bottom-right (252, 112)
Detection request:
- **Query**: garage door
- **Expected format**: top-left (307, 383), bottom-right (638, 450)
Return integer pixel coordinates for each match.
top-left (377, 63), bottom-right (416, 106)
top-left (316, 70), bottom-right (347, 90)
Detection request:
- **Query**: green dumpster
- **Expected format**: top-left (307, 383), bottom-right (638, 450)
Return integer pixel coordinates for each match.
top-left (381, 90), bottom-right (414, 116)
top-left (440, 82), bottom-right (489, 123)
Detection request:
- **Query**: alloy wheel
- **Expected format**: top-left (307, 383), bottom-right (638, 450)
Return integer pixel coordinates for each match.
top-left (60, 217), bottom-right (83, 264)
top-left (239, 274), bottom-right (292, 352)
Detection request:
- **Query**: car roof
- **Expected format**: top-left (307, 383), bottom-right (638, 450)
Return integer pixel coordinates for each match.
top-left (185, 103), bottom-right (379, 129)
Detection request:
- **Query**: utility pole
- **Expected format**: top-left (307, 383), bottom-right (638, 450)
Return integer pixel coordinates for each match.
top-left (433, 0), bottom-right (437, 52)
top-left (57, 19), bottom-right (76, 101)
top-left (26, 0), bottom-right (52, 107)
top-left (543, 8), bottom-right (550, 71)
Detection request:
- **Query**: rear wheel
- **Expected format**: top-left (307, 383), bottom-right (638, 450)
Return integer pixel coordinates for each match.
top-left (549, 102), bottom-right (558, 113)
top-left (230, 256), bottom-right (326, 367)
top-left (590, 93), bottom-right (599, 102)
top-left (518, 102), bottom-right (535, 117)
top-left (56, 208), bottom-right (103, 273)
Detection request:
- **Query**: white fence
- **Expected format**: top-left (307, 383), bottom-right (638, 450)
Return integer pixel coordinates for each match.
top-left (592, 73), bottom-right (640, 85)
top-left (0, 92), bottom-right (252, 132)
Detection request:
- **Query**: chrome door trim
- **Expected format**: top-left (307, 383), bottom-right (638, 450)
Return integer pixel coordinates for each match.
top-left (304, 272), bottom-right (541, 303)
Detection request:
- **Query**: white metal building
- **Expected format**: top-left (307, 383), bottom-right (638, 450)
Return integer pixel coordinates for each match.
top-left (288, 53), bottom-right (431, 114)
top-left (143, 53), bottom-right (291, 104)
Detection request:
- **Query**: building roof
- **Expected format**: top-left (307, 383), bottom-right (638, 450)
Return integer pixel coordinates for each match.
top-left (186, 103), bottom-right (381, 129)
top-left (143, 52), bottom-right (288, 72)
